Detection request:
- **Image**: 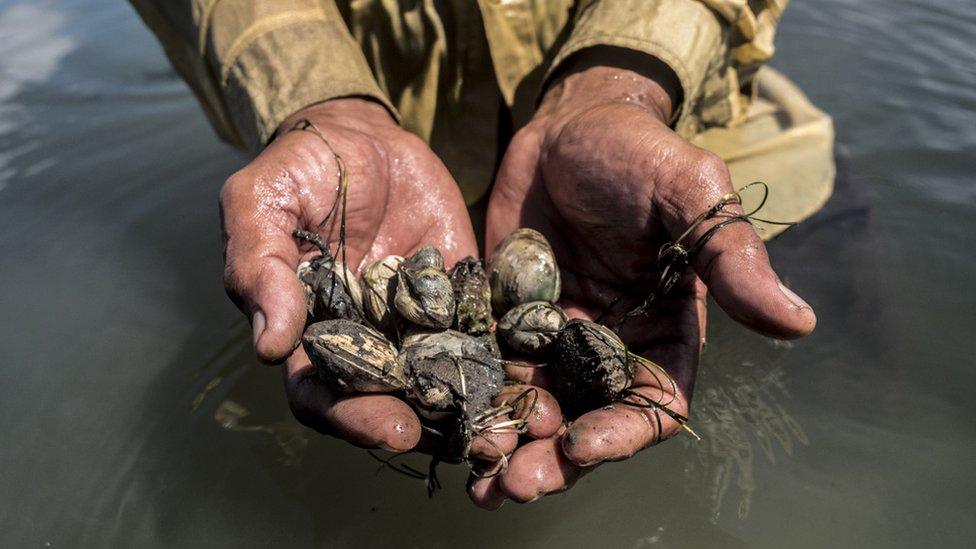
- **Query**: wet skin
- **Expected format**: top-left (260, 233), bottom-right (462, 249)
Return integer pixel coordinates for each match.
top-left (219, 49), bottom-right (816, 504)
top-left (470, 48), bottom-right (816, 508)
top-left (219, 98), bottom-right (554, 462)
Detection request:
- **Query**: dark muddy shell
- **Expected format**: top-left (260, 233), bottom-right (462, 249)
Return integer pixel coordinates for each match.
top-left (302, 319), bottom-right (407, 393)
top-left (298, 257), bottom-right (363, 323)
top-left (550, 319), bottom-right (633, 417)
top-left (400, 330), bottom-right (504, 416)
top-left (448, 257), bottom-right (492, 336)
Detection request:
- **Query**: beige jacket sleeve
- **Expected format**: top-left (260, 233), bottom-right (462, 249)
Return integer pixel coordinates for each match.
top-left (128, 0), bottom-right (397, 152)
top-left (550, 0), bottom-right (788, 137)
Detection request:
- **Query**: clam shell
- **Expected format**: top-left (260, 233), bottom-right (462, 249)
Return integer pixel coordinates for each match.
top-left (395, 248), bottom-right (456, 329)
top-left (550, 319), bottom-right (632, 417)
top-left (497, 301), bottom-right (567, 356)
top-left (488, 228), bottom-right (561, 314)
top-left (406, 245), bottom-right (444, 271)
top-left (302, 319), bottom-right (407, 393)
top-left (297, 258), bottom-right (363, 322)
top-left (400, 330), bottom-right (504, 415)
top-left (360, 255), bottom-right (404, 334)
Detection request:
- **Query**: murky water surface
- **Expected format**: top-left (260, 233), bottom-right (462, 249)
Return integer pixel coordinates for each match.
top-left (1, 0), bottom-right (974, 546)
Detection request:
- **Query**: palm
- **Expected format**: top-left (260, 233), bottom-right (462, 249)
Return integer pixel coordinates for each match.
top-left (487, 105), bottom-right (704, 406)
top-left (268, 123), bottom-right (476, 271)
top-left (220, 100), bottom-right (479, 453)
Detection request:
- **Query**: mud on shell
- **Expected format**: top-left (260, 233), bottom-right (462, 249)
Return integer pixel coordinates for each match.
top-left (448, 257), bottom-right (492, 336)
top-left (550, 319), bottom-right (633, 417)
top-left (302, 319), bottom-right (408, 394)
top-left (298, 257), bottom-right (364, 323)
top-left (400, 330), bottom-right (504, 417)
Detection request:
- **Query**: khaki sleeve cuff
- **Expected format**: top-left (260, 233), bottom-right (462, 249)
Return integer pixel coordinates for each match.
top-left (547, 0), bottom-right (724, 131)
top-left (209, 4), bottom-right (398, 152)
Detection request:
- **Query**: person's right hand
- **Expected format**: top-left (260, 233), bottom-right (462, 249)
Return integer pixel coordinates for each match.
top-left (219, 98), bottom-right (479, 452)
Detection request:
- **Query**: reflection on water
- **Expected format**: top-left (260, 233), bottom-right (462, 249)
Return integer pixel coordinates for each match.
top-left (691, 357), bottom-right (810, 521)
top-left (2, 0), bottom-right (975, 547)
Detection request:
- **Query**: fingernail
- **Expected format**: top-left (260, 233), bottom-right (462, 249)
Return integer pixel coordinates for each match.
top-left (778, 282), bottom-right (811, 311)
top-left (251, 310), bottom-right (266, 347)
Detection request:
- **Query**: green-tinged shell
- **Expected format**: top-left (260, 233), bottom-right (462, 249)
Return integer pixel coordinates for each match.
top-left (550, 319), bottom-right (632, 417)
top-left (497, 301), bottom-right (567, 356)
top-left (360, 255), bottom-right (404, 336)
top-left (302, 319), bottom-right (407, 393)
top-left (488, 228), bottom-right (561, 314)
top-left (395, 247), bottom-right (455, 329)
top-left (298, 257), bottom-right (363, 322)
top-left (448, 257), bottom-right (492, 335)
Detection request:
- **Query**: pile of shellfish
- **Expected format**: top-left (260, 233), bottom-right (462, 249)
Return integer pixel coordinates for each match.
top-left (295, 227), bottom-right (681, 475)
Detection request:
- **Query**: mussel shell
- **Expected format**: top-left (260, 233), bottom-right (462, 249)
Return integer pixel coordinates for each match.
top-left (395, 266), bottom-right (456, 329)
top-left (360, 255), bottom-right (404, 334)
top-left (497, 301), bottom-right (568, 356)
top-left (488, 228), bottom-right (561, 314)
top-left (448, 257), bottom-right (492, 335)
top-left (302, 319), bottom-right (407, 393)
top-left (550, 319), bottom-right (632, 416)
top-left (298, 258), bottom-right (363, 322)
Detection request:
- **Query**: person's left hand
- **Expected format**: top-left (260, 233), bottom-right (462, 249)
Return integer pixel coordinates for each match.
top-left (467, 49), bottom-right (817, 508)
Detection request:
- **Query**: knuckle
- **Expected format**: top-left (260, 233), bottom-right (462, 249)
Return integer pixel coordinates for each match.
top-left (219, 170), bottom-right (251, 209)
top-left (512, 123), bottom-right (544, 148)
top-left (689, 152), bottom-right (733, 201)
top-left (694, 150), bottom-right (730, 182)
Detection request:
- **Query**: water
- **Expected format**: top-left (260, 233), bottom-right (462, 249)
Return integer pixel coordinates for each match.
top-left (1, 0), bottom-right (974, 546)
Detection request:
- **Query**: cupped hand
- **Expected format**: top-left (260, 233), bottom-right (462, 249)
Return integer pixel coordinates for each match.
top-left (470, 49), bottom-right (816, 507)
top-left (219, 98), bottom-right (479, 452)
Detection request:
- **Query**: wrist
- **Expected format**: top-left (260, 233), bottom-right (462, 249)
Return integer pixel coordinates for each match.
top-left (275, 97), bottom-right (397, 140)
top-left (540, 47), bottom-right (681, 124)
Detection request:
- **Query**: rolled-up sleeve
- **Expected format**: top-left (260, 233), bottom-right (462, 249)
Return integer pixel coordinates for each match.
top-left (548, 0), bottom-right (788, 136)
top-left (129, 0), bottom-right (398, 152)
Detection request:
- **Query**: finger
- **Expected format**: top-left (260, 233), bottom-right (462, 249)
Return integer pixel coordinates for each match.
top-left (220, 170), bottom-right (308, 364)
top-left (561, 290), bottom-right (699, 467)
top-left (497, 438), bottom-right (583, 503)
top-left (283, 348), bottom-right (421, 451)
top-left (468, 418), bottom-right (518, 461)
top-left (494, 384), bottom-right (563, 439)
top-left (665, 151), bottom-right (816, 339)
top-left (503, 361), bottom-right (553, 390)
top-left (467, 475), bottom-right (506, 510)
top-left (562, 374), bottom-right (688, 467)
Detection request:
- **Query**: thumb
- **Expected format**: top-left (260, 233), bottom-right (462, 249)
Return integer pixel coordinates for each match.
top-left (665, 153), bottom-right (816, 339)
top-left (221, 177), bottom-right (308, 364)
